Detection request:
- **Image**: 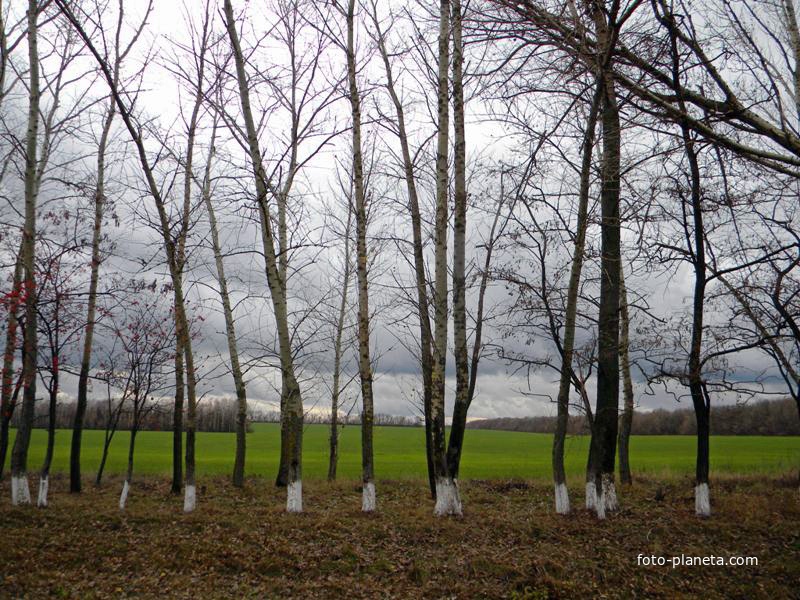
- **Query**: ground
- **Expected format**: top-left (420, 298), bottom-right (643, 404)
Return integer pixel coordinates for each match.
top-left (1, 475), bottom-right (798, 598)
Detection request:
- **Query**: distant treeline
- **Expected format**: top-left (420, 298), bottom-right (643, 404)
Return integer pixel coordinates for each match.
top-left (466, 398), bottom-right (800, 435)
top-left (13, 397), bottom-right (246, 433)
top-left (251, 410), bottom-right (422, 428)
top-left (13, 398), bottom-right (423, 433)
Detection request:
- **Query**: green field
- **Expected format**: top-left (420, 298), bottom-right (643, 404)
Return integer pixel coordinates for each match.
top-left (7, 424), bottom-right (799, 480)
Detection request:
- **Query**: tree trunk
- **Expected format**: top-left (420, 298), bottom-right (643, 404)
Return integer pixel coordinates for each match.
top-left (70, 98), bottom-right (114, 494)
top-left (328, 207), bottom-right (352, 482)
top-left (587, 13), bottom-right (622, 519)
top-left (275, 191), bottom-right (290, 488)
top-left (171, 337), bottom-right (184, 495)
top-left (617, 262), bottom-right (634, 485)
top-left (431, 0), bottom-right (461, 517)
top-left (95, 401), bottom-right (120, 487)
top-left (783, 0), bottom-right (800, 123)
top-left (371, 5), bottom-right (436, 499)
top-left (346, 0), bottom-right (376, 512)
top-left (685, 128), bottom-right (710, 517)
top-left (665, 11), bottom-right (711, 517)
top-left (201, 125), bottom-right (249, 489)
top-left (0, 244), bottom-right (23, 481)
top-left (445, 0), bottom-right (469, 484)
top-left (183, 335), bottom-right (198, 513)
top-left (554, 83), bottom-right (602, 515)
top-left (178, 57), bottom-right (206, 513)
top-left (10, 0), bottom-right (40, 507)
top-left (224, 0), bottom-right (305, 511)
top-left (38, 351), bottom-right (59, 508)
top-left (119, 426), bottom-right (138, 511)
top-left (96, 431), bottom-right (113, 486)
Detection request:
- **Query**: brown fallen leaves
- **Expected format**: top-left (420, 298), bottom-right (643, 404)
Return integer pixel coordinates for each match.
top-left (0, 475), bottom-right (797, 599)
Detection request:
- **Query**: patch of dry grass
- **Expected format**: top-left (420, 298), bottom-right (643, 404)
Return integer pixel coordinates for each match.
top-left (0, 475), bottom-right (797, 598)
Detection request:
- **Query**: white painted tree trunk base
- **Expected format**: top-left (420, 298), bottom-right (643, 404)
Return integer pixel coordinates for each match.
top-left (183, 484), bottom-right (196, 513)
top-left (602, 473), bottom-right (619, 512)
top-left (11, 475), bottom-right (31, 506)
top-left (37, 476), bottom-right (48, 508)
top-left (595, 486), bottom-right (607, 520)
top-left (119, 480), bottom-right (130, 510)
top-left (554, 482), bottom-right (570, 514)
top-left (585, 481), bottom-right (596, 511)
top-left (434, 478), bottom-right (462, 516)
top-left (362, 482), bottom-right (376, 512)
top-left (286, 480), bottom-right (302, 513)
top-left (695, 483), bottom-right (711, 517)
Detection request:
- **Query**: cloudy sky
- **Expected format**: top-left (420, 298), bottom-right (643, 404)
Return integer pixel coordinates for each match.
top-left (1, 0), bottom-right (792, 423)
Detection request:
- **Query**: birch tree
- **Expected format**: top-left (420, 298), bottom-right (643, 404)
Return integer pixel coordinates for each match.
top-left (368, 0), bottom-right (436, 498)
top-left (430, 0), bottom-right (462, 516)
top-left (222, 0), bottom-right (306, 511)
top-left (10, 0), bottom-right (41, 506)
top-left (341, 0), bottom-right (376, 512)
top-left (444, 0), bottom-right (469, 484)
top-left (327, 199), bottom-right (352, 482)
top-left (200, 117), bottom-right (250, 488)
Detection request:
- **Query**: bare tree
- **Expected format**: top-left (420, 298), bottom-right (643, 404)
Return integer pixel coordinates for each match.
top-left (200, 117), bottom-right (250, 488)
top-left (368, 0), bottom-right (436, 499)
top-left (54, 0), bottom-right (203, 513)
top-left (430, 0), bottom-right (462, 516)
top-left (10, 0), bottom-right (41, 506)
top-left (35, 222), bottom-right (85, 507)
top-left (114, 288), bottom-right (173, 511)
top-left (341, 0), bottom-right (376, 512)
top-left (222, 0), bottom-right (307, 512)
top-left (584, 0), bottom-right (623, 521)
top-left (70, 0), bottom-right (149, 495)
top-left (327, 198), bottom-right (353, 482)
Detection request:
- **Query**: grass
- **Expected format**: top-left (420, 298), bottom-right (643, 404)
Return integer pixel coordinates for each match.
top-left (1, 475), bottom-right (798, 598)
top-left (7, 423), bottom-right (799, 480)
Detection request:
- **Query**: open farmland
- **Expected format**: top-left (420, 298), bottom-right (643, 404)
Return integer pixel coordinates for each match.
top-left (7, 424), bottom-right (799, 480)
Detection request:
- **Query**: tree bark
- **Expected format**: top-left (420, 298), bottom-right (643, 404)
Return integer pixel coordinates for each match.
top-left (587, 2), bottom-right (622, 519)
top-left (445, 0), bottom-right (469, 484)
top-left (201, 125), bottom-right (249, 488)
top-left (664, 9), bottom-right (711, 517)
top-left (554, 83), bottom-right (602, 515)
top-left (346, 0), bottom-right (376, 511)
top-left (10, 0), bottom-right (40, 506)
top-left (37, 354), bottom-right (58, 508)
top-left (275, 190), bottom-right (291, 488)
top-left (70, 95), bottom-right (114, 494)
top-left (177, 42), bottom-right (207, 512)
top-left (617, 262), bottom-right (634, 486)
top-left (431, 0), bottom-right (461, 516)
top-left (0, 244), bottom-right (23, 481)
top-left (328, 207), bottom-right (352, 482)
top-left (685, 121), bottom-right (710, 517)
top-left (171, 336), bottom-right (184, 494)
top-left (119, 426), bottom-right (138, 510)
